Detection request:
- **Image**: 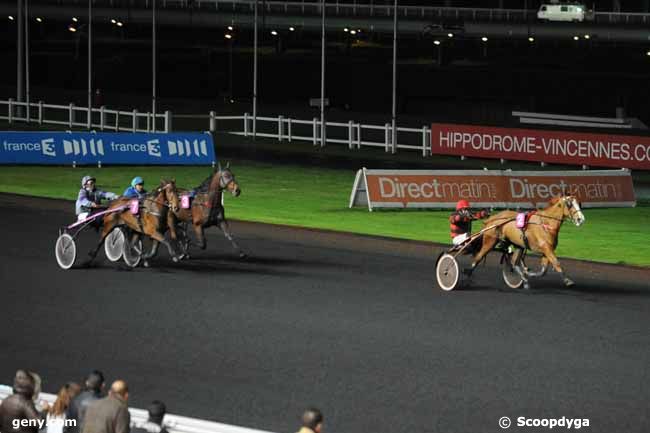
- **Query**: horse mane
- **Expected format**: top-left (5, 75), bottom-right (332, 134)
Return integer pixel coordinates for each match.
top-left (195, 173), bottom-right (216, 192)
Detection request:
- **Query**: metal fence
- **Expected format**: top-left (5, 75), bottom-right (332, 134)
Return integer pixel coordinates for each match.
top-left (207, 112), bottom-right (431, 156)
top-left (0, 99), bottom-right (171, 133)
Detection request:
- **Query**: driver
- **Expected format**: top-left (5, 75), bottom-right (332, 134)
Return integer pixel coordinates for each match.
top-left (122, 176), bottom-right (147, 200)
top-left (75, 175), bottom-right (118, 221)
top-left (449, 199), bottom-right (489, 246)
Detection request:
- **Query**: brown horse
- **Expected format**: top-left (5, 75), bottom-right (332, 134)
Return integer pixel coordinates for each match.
top-left (167, 163), bottom-right (246, 259)
top-left (469, 195), bottom-right (586, 289)
top-left (87, 179), bottom-right (182, 266)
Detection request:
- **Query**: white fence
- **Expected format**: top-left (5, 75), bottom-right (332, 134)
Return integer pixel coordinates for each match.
top-left (0, 99), bottom-right (171, 133)
top-left (0, 385), bottom-right (275, 433)
top-left (207, 112), bottom-right (432, 156)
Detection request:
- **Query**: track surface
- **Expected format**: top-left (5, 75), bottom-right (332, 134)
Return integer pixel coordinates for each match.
top-left (1, 193), bottom-right (649, 433)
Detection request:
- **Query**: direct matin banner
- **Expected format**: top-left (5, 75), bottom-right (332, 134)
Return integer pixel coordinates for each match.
top-left (0, 131), bottom-right (216, 165)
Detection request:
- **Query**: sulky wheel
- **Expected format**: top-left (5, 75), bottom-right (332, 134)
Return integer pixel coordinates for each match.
top-left (104, 227), bottom-right (126, 262)
top-left (501, 250), bottom-right (525, 290)
top-left (55, 233), bottom-right (77, 270)
top-left (436, 253), bottom-right (462, 291)
top-left (122, 236), bottom-right (143, 268)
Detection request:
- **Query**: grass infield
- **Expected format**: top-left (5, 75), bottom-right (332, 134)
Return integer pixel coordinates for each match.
top-left (0, 163), bottom-right (648, 267)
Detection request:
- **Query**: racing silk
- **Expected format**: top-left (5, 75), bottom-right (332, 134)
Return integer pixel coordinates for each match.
top-left (122, 186), bottom-right (147, 200)
top-left (449, 208), bottom-right (489, 239)
top-left (75, 188), bottom-right (118, 215)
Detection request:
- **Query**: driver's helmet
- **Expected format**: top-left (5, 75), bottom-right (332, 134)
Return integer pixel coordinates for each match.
top-left (131, 176), bottom-right (144, 188)
top-left (81, 175), bottom-right (96, 188)
top-left (456, 199), bottom-right (470, 210)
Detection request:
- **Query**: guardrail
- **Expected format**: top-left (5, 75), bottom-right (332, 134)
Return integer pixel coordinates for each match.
top-left (0, 385), bottom-right (276, 433)
top-left (0, 99), bottom-right (172, 133)
top-left (207, 112), bottom-right (431, 156)
top-left (93, 0), bottom-right (650, 24)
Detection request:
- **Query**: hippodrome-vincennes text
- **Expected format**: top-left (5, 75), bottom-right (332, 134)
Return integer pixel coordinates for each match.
top-left (438, 132), bottom-right (650, 163)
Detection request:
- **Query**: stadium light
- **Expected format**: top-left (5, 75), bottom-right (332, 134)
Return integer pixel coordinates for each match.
top-left (227, 25), bottom-right (233, 31)
top-left (350, 30), bottom-right (357, 35)
top-left (481, 36), bottom-right (488, 42)
top-left (111, 19), bottom-right (116, 24)
top-left (528, 37), bottom-right (535, 42)
top-left (68, 26), bottom-right (77, 32)
top-left (72, 17), bottom-right (78, 22)
top-left (646, 50), bottom-right (650, 56)
top-left (573, 36), bottom-right (579, 40)
top-left (271, 30), bottom-right (278, 36)
top-left (36, 17), bottom-right (43, 23)
top-left (289, 27), bottom-right (295, 32)
top-left (225, 33), bottom-right (232, 39)
top-left (447, 33), bottom-right (453, 38)
top-left (357, 29), bottom-right (361, 33)
top-left (434, 40), bottom-right (441, 46)
top-left (8, 15), bottom-right (14, 21)
top-left (344, 28), bottom-right (349, 32)
top-left (116, 21), bottom-right (123, 27)
top-left (584, 34), bottom-right (590, 39)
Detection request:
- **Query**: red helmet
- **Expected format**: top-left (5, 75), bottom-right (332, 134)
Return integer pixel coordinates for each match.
top-left (456, 199), bottom-right (470, 210)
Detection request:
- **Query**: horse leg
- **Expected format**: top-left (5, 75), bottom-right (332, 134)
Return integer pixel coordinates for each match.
top-left (540, 247), bottom-right (574, 287)
top-left (466, 233), bottom-right (498, 276)
top-left (218, 220), bottom-right (247, 259)
top-left (193, 224), bottom-right (207, 250)
top-left (149, 230), bottom-right (181, 263)
top-left (526, 256), bottom-right (549, 278)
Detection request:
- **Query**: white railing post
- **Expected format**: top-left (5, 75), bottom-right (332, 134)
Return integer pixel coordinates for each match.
top-left (115, 111), bottom-right (120, 131)
top-left (8, 99), bottom-right (13, 124)
top-left (87, 106), bottom-right (92, 129)
top-left (244, 113), bottom-right (249, 137)
top-left (384, 123), bottom-right (390, 152)
top-left (100, 106), bottom-right (105, 131)
top-left (132, 109), bottom-right (138, 132)
top-left (146, 112), bottom-right (151, 132)
top-left (69, 103), bottom-right (75, 128)
top-left (164, 110), bottom-right (172, 132)
top-left (278, 115), bottom-right (283, 141)
top-left (422, 126), bottom-right (427, 157)
top-left (356, 123), bottom-right (361, 149)
top-left (348, 120), bottom-right (354, 149)
top-left (26, 100), bottom-right (30, 123)
top-left (288, 118), bottom-right (292, 142)
top-left (313, 118), bottom-right (318, 145)
top-left (38, 101), bottom-right (43, 125)
top-left (209, 111), bottom-right (216, 132)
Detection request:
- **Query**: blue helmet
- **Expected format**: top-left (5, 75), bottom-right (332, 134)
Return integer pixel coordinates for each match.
top-left (131, 176), bottom-right (144, 187)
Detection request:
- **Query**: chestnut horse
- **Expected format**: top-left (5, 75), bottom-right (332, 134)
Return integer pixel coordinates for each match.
top-left (167, 164), bottom-right (246, 259)
top-left (87, 179), bottom-right (182, 265)
top-left (470, 195), bottom-right (585, 289)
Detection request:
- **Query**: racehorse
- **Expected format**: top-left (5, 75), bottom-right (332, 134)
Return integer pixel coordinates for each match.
top-left (469, 195), bottom-right (585, 289)
top-left (167, 163), bottom-right (247, 259)
top-left (87, 179), bottom-right (182, 266)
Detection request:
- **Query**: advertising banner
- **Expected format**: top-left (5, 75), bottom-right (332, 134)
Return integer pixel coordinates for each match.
top-left (430, 123), bottom-right (650, 170)
top-left (349, 168), bottom-right (635, 210)
top-left (0, 131), bottom-right (216, 165)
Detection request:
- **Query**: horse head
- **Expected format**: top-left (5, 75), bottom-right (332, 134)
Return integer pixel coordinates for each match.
top-left (558, 195), bottom-right (585, 227)
top-left (157, 178), bottom-right (180, 213)
top-left (211, 163), bottom-right (241, 197)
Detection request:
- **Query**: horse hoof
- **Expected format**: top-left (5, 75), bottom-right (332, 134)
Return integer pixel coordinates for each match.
top-left (172, 256), bottom-right (179, 263)
top-left (184, 254), bottom-right (191, 260)
top-left (143, 260), bottom-right (150, 268)
top-left (564, 278), bottom-right (575, 287)
top-left (239, 252), bottom-right (248, 260)
top-left (523, 282), bottom-right (530, 290)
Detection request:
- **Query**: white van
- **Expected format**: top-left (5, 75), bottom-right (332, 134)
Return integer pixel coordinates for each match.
top-left (537, 3), bottom-right (586, 22)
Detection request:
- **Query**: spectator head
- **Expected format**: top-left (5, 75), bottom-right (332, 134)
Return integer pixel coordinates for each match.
top-left (13, 369), bottom-right (35, 399)
top-left (50, 382), bottom-right (81, 417)
top-left (85, 370), bottom-right (105, 393)
top-left (109, 380), bottom-right (129, 402)
top-left (301, 408), bottom-right (324, 433)
top-left (147, 400), bottom-right (166, 425)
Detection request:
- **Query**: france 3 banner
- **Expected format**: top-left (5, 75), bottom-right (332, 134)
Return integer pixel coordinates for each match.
top-left (349, 168), bottom-right (636, 210)
top-left (0, 132), bottom-right (216, 165)
top-left (430, 123), bottom-right (650, 170)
